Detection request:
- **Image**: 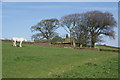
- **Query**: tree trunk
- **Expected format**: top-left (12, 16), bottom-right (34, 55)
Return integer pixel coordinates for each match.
top-left (73, 39), bottom-right (76, 47)
top-left (91, 33), bottom-right (95, 48)
top-left (48, 42), bottom-right (51, 45)
top-left (80, 44), bottom-right (82, 47)
top-left (91, 40), bottom-right (95, 47)
top-left (48, 38), bottom-right (51, 45)
top-left (70, 32), bottom-right (72, 45)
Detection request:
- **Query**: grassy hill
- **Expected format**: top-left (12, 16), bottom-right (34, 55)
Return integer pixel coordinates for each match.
top-left (2, 42), bottom-right (118, 78)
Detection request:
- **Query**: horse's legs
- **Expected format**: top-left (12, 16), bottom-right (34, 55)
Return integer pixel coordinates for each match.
top-left (13, 41), bottom-right (14, 46)
top-left (19, 41), bottom-right (22, 47)
top-left (13, 41), bottom-right (16, 46)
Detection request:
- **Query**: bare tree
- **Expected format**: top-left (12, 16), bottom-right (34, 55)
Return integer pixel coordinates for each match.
top-left (60, 13), bottom-right (81, 47)
top-left (73, 24), bottom-right (90, 47)
top-left (80, 11), bottom-right (117, 47)
top-left (31, 18), bottom-right (59, 44)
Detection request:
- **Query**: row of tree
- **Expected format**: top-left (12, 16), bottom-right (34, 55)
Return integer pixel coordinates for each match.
top-left (31, 10), bottom-right (117, 47)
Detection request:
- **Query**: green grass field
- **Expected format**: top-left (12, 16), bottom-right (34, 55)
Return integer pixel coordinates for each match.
top-left (2, 42), bottom-right (118, 78)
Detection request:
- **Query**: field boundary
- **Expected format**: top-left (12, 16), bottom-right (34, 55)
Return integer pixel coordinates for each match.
top-left (2, 40), bottom-right (119, 53)
top-left (97, 45), bottom-right (120, 49)
top-left (99, 49), bottom-right (120, 52)
top-left (75, 47), bottom-right (119, 53)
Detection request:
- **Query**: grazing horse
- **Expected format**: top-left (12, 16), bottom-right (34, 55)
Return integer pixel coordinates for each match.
top-left (12, 37), bottom-right (27, 47)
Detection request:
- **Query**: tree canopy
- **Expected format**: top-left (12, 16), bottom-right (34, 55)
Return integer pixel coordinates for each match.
top-left (80, 11), bottom-right (117, 47)
top-left (31, 11), bottom-right (117, 47)
top-left (31, 18), bottom-right (59, 42)
top-left (60, 13), bottom-right (81, 46)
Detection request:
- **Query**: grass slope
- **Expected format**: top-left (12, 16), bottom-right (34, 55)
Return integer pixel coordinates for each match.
top-left (2, 42), bottom-right (118, 78)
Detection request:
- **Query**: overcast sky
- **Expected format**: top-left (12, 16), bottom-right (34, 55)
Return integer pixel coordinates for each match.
top-left (2, 2), bottom-right (119, 47)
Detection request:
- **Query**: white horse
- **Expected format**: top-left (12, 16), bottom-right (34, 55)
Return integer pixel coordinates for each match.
top-left (12, 37), bottom-right (27, 47)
